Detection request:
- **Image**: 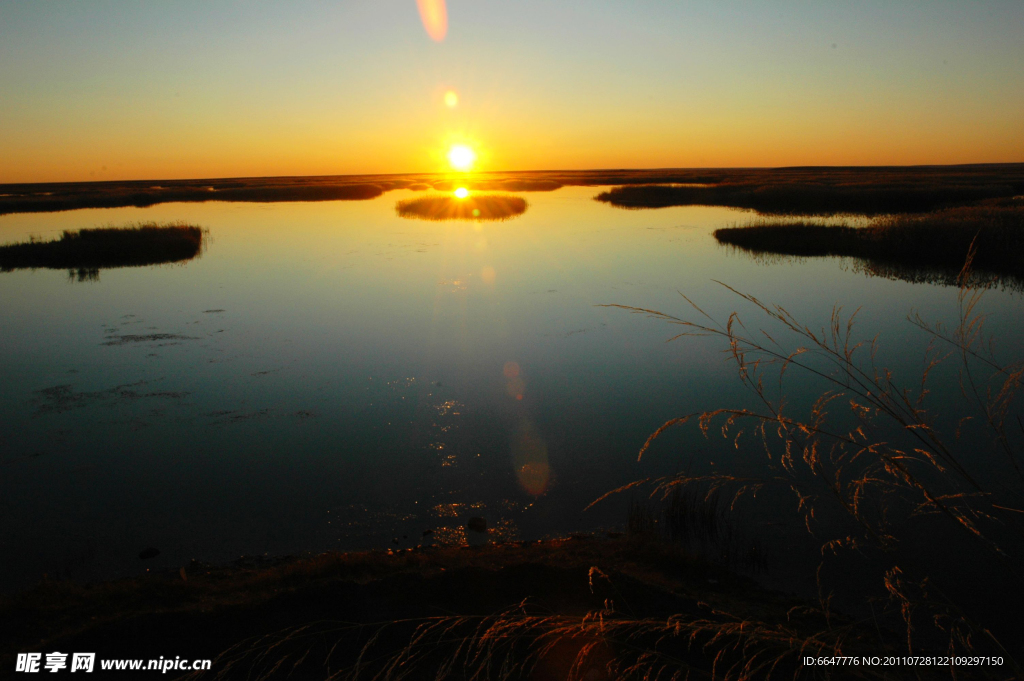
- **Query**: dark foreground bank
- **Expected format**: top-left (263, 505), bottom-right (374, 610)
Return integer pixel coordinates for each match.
top-left (1, 537), bottom-right (961, 681)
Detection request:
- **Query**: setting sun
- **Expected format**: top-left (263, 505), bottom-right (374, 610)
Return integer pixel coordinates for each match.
top-left (444, 90), bottom-right (458, 108)
top-left (446, 145), bottom-right (476, 172)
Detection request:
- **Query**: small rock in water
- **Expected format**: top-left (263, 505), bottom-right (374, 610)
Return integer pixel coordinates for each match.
top-left (422, 529), bottom-right (434, 537)
top-left (392, 537), bottom-right (400, 545)
top-left (467, 517), bottom-right (487, 533)
top-left (138, 547), bottom-right (160, 560)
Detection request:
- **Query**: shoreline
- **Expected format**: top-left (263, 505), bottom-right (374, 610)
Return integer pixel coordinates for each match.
top-left (1, 535), bottom-right (904, 679)
top-left (3, 164), bottom-right (1022, 216)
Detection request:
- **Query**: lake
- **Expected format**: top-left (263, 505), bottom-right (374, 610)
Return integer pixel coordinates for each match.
top-left (2, 186), bottom-right (1022, 596)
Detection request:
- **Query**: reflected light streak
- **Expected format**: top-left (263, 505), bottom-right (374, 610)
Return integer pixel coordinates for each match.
top-left (416, 0), bottom-right (448, 42)
top-left (503, 360), bottom-right (523, 400)
top-left (511, 421), bottom-right (551, 496)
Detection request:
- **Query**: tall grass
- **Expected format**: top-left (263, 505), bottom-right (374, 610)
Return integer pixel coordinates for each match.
top-left (599, 251), bottom-right (1024, 672)
top-left (0, 183), bottom-right (384, 215)
top-left (0, 222), bottom-right (206, 273)
top-left (188, 599), bottom-right (881, 680)
top-left (594, 167), bottom-right (1024, 215)
top-left (714, 204), bottom-right (1024, 288)
top-left (629, 487), bottom-right (769, 574)
top-left (395, 194), bottom-right (528, 221)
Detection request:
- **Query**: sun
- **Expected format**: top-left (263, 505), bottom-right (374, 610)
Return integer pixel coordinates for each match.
top-left (444, 90), bottom-right (458, 108)
top-left (454, 187), bottom-right (469, 198)
top-left (447, 145), bottom-right (477, 172)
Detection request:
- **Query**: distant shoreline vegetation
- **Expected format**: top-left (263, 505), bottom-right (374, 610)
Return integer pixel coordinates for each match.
top-left (0, 222), bottom-right (206, 281)
top-left (0, 182), bottom-right (385, 215)
top-left (5, 165), bottom-right (1022, 216)
top-left (714, 203), bottom-right (1024, 288)
top-left (396, 194), bottom-right (527, 221)
top-left (595, 178), bottom-right (1024, 216)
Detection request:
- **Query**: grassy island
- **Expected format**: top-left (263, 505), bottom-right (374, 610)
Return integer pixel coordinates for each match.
top-left (714, 203), bottom-right (1024, 287)
top-left (396, 194), bottom-right (528, 221)
top-left (0, 223), bottom-right (206, 275)
top-left (594, 165), bottom-right (1024, 215)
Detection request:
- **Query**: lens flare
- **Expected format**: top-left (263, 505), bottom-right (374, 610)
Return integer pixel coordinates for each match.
top-left (416, 0), bottom-right (447, 42)
top-left (454, 187), bottom-right (469, 198)
top-left (511, 422), bottom-right (551, 496)
top-left (444, 90), bottom-right (458, 108)
top-left (447, 145), bottom-right (476, 172)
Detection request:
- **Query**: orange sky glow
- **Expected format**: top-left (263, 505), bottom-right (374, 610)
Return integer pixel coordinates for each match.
top-left (1, 1), bottom-right (1022, 184)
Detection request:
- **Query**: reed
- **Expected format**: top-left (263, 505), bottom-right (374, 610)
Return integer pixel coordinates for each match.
top-left (395, 194), bottom-right (528, 221)
top-left (0, 183), bottom-right (385, 215)
top-left (0, 222), bottom-right (206, 273)
top-left (714, 204), bottom-right (1024, 288)
top-left (629, 486), bottom-right (769, 575)
top-left (593, 178), bottom-right (1024, 213)
top-left (597, 251), bottom-right (1024, 672)
top-left (188, 599), bottom-right (881, 681)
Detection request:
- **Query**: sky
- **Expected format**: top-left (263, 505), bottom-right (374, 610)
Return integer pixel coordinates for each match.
top-left (1, 0), bottom-right (1023, 183)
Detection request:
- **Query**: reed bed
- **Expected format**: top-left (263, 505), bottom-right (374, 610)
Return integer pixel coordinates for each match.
top-left (628, 487), bottom-right (769, 575)
top-left (593, 168), bottom-right (1024, 214)
top-left (395, 194), bottom-right (528, 221)
top-left (0, 222), bottom-right (206, 272)
top-left (714, 204), bottom-right (1024, 288)
top-left (5, 165), bottom-right (1020, 215)
top-left (0, 183), bottom-right (384, 214)
top-left (189, 608), bottom-right (888, 681)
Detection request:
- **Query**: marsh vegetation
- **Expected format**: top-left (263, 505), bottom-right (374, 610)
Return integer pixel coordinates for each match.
top-left (0, 179), bottom-right (384, 215)
top-left (0, 222), bottom-right (206, 278)
top-left (9, 165), bottom-right (1021, 216)
top-left (715, 203), bottom-right (1024, 288)
top-left (395, 193), bottom-right (528, 221)
top-left (595, 165), bottom-right (1024, 215)
top-left (2, 537), bottom-right (902, 681)
top-left (598, 266), bottom-right (1024, 675)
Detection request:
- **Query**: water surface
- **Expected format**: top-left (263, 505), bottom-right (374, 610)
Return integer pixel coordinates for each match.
top-left (2, 187), bottom-right (1022, 593)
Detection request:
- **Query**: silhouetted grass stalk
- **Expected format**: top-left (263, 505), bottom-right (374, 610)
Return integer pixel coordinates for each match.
top-left (596, 248), bottom-right (1023, 672)
top-left (191, 603), bottom-right (880, 681)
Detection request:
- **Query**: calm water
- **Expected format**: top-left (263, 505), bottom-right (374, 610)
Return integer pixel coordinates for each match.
top-left (2, 186), bottom-right (1022, 593)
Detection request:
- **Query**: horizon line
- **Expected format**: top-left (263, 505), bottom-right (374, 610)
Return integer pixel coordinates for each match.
top-left (4, 161), bottom-right (1024, 189)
